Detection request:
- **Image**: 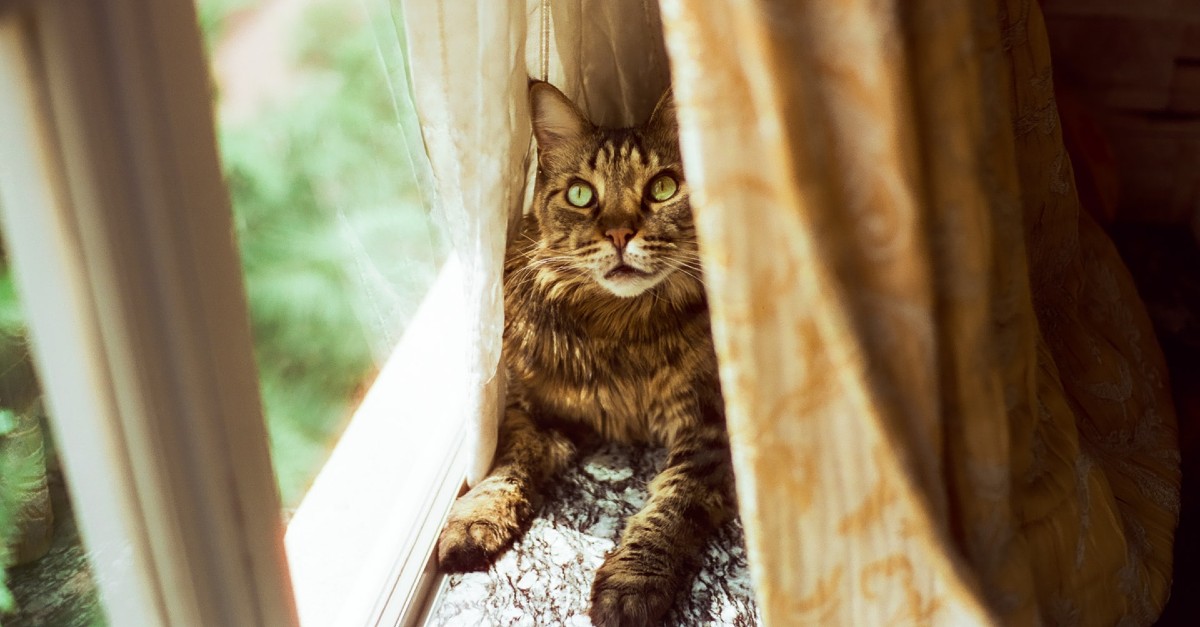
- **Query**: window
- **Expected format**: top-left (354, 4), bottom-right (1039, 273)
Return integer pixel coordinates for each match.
top-left (197, 1), bottom-right (467, 622)
top-left (197, 0), bottom-right (448, 512)
top-left (0, 0), bottom-right (467, 624)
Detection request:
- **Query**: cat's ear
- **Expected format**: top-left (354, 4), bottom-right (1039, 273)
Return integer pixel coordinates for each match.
top-left (529, 81), bottom-right (590, 152)
top-left (646, 87), bottom-right (676, 132)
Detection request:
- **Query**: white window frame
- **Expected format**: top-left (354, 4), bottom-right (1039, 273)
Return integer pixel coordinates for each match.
top-left (0, 0), bottom-right (464, 625)
top-left (284, 257), bottom-right (468, 627)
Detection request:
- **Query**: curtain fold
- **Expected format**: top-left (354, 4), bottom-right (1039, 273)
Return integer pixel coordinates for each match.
top-left (659, 0), bottom-right (1180, 624)
top-left (401, 0), bottom-right (526, 484)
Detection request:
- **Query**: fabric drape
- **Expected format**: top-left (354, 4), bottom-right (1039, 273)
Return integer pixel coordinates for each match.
top-left (658, 0), bottom-right (1180, 624)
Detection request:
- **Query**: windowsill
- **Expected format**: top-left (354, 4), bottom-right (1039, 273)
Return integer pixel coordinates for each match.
top-left (424, 443), bottom-right (760, 626)
top-left (285, 254), bottom-right (469, 627)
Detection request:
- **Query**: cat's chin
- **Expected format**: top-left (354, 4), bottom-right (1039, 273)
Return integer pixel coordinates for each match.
top-left (595, 267), bottom-right (666, 298)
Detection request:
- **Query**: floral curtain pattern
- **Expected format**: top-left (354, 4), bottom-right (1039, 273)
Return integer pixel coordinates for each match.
top-left (658, 0), bottom-right (1180, 624)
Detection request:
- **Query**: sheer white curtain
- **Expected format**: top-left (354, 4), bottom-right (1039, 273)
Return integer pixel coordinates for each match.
top-left (401, 0), bottom-right (671, 483)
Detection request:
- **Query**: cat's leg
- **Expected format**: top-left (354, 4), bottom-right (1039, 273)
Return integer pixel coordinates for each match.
top-left (590, 418), bottom-right (735, 627)
top-left (436, 406), bottom-right (576, 572)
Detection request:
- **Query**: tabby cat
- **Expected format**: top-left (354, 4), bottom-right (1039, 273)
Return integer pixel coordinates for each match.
top-left (436, 81), bottom-right (734, 627)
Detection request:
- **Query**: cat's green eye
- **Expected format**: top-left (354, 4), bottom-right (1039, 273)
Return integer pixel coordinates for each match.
top-left (648, 174), bottom-right (679, 202)
top-left (566, 182), bottom-right (595, 207)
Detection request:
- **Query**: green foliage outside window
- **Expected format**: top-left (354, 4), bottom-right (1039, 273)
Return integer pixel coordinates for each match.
top-left (0, 409), bottom-right (14, 615)
top-left (1, 244), bottom-right (50, 617)
top-left (1, 241), bottom-right (30, 615)
top-left (218, 1), bottom-right (443, 507)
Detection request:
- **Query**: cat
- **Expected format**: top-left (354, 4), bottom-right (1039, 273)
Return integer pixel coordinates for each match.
top-left (436, 80), bottom-right (735, 627)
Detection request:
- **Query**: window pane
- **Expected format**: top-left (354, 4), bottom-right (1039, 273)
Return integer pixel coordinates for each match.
top-left (1, 225), bottom-right (106, 626)
top-left (196, 0), bottom-right (447, 510)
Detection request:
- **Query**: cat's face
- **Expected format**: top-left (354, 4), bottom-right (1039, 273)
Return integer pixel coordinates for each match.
top-left (529, 82), bottom-right (698, 299)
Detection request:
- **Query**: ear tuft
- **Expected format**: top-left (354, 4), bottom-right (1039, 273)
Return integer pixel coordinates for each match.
top-left (529, 81), bottom-right (590, 152)
top-left (647, 87), bottom-right (676, 131)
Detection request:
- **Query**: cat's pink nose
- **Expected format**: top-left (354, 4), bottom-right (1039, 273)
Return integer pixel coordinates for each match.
top-left (605, 227), bottom-right (635, 249)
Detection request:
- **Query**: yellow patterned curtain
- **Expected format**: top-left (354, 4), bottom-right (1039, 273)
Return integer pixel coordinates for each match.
top-left (658, 0), bottom-right (1180, 624)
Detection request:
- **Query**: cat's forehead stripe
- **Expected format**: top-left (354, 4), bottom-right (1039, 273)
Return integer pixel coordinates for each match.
top-left (593, 142), bottom-right (612, 170)
top-left (591, 137), bottom-right (657, 174)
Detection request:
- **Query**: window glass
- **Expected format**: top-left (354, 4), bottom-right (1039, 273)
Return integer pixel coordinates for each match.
top-left (196, 0), bottom-right (446, 510)
top-left (1, 224), bottom-right (106, 626)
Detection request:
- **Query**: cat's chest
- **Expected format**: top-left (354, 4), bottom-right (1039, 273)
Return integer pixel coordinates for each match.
top-left (505, 319), bottom-right (690, 444)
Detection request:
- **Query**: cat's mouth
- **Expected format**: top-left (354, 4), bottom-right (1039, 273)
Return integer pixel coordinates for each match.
top-left (604, 264), bottom-right (652, 279)
top-left (597, 263), bottom-right (663, 297)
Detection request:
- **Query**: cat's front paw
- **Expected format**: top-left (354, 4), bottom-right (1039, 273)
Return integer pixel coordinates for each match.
top-left (589, 547), bottom-right (677, 627)
top-left (436, 483), bottom-right (529, 572)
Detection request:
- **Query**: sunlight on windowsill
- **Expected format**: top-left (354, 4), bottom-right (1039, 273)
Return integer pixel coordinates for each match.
top-left (285, 254), bottom-right (468, 627)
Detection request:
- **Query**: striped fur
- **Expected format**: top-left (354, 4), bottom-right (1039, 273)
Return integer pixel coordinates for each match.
top-left (437, 81), bottom-right (735, 627)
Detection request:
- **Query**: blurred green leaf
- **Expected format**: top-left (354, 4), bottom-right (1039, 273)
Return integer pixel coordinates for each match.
top-left (0, 409), bottom-right (14, 437)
